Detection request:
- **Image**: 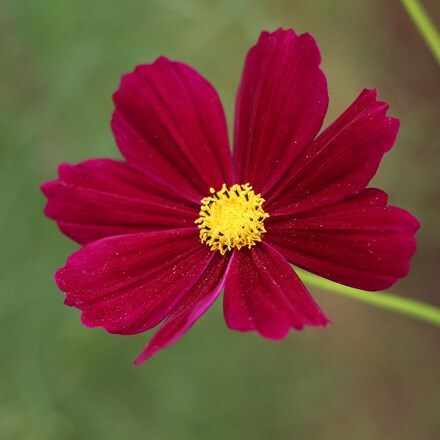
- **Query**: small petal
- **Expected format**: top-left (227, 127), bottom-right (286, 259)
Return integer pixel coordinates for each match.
top-left (234, 29), bottom-right (328, 194)
top-left (42, 159), bottom-right (198, 244)
top-left (56, 228), bottom-right (214, 335)
top-left (112, 57), bottom-right (233, 203)
top-left (134, 252), bottom-right (230, 365)
top-left (224, 243), bottom-right (329, 339)
top-left (265, 190), bottom-right (420, 291)
top-left (266, 89), bottom-right (399, 216)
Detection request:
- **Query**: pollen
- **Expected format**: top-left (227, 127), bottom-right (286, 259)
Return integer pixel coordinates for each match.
top-left (195, 183), bottom-right (269, 255)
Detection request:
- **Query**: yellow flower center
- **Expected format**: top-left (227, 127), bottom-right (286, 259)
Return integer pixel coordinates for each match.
top-left (195, 183), bottom-right (269, 255)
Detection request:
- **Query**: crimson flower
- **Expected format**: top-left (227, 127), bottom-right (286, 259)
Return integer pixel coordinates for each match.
top-left (42, 29), bottom-right (419, 365)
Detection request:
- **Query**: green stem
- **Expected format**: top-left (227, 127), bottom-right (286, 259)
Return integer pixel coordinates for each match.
top-left (402, 0), bottom-right (440, 65)
top-left (296, 268), bottom-right (440, 327)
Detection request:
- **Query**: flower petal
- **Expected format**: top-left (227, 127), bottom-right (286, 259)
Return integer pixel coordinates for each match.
top-left (56, 228), bottom-right (215, 335)
top-left (134, 252), bottom-right (230, 365)
top-left (266, 89), bottom-right (399, 216)
top-left (42, 159), bottom-right (199, 244)
top-left (112, 57), bottom-right (233, 203)
top-left (224, 243), bottom-right (329, 339)
top-left (265, 190), bottom-right (420, 291)
top-left (234, 29), bottom-right (328, 194)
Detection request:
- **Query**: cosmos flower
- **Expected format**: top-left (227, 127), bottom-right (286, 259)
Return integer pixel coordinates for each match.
top-left (42, 29), bottom-right (419, 365)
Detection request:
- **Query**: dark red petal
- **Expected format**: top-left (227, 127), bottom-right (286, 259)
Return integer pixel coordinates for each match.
top-left (42, 159), bottom-right (199, 244)
top-left (134, 252), bottom-right (230, 365)
top-left (56, 228), bottom-right (215, 335)
top-left (265, 190), bottom-right (420, 291)
top-left (112, 57), bottom-right (233, 203)
top-left (266, 89), bottom-right (399, 216)
top-left (234, 29), bottom-right (328, 194)
top-left (223, 243), bottom-right (329, 339)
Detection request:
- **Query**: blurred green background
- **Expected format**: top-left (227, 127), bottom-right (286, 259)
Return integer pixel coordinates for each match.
top-left (1, 0), bottom-right (439, 439)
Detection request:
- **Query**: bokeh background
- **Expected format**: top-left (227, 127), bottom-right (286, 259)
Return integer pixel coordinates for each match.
top-left (1, 0), bottom-right (439, 439)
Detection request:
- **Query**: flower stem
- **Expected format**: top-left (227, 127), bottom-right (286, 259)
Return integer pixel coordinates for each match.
top-left (296, 268), bottom-right (440, 327)
top-left (401, 0), bottom-right (440, 65)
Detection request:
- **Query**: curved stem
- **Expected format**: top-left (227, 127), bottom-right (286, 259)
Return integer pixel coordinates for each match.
top-left (296, 268), bottom-right (440, 327)
top-left (402, 0), bottom-right (440, 65)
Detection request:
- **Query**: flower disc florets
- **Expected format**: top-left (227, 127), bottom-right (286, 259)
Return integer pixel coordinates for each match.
top-left (195, 183), bottom-right (269, 255)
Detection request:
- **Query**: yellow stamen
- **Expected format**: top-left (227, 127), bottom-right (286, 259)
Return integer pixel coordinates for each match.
top-left (195, 183), bottom-right (269, 255)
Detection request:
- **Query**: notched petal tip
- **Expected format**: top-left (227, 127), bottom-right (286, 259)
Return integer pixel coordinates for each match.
top-left (360, 87), bottom-right (377, 98)
top-left (40, 181), bottom-right (52, 198)
top-left (359, 88), bottom-right (400, 126)
top-left (258, 28), bottom-right (298, 42)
